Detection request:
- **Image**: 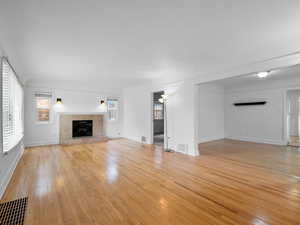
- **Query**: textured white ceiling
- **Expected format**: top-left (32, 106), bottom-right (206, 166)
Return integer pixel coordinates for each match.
top-left (1, 0), bottom-right (300, 90)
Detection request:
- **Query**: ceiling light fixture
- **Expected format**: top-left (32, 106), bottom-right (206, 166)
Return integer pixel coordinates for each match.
top-left (257, 71), bottom-right (269, 78)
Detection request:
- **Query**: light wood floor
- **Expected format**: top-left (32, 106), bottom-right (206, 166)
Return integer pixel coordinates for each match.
top-left (289, 136), bottom-right (300, 147)
top-left (2, 139), bottom-right (300, 225)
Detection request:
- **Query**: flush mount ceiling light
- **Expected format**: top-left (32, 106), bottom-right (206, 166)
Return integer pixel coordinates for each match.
top-left (256, 71), bottom-right (269, 78)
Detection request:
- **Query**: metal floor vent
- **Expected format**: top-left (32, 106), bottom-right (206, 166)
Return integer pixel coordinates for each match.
top-left (0, 197), bottom-right (27, 225)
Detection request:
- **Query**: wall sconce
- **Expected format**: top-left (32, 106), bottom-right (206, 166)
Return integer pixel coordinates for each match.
top-left (98, 98), bottom-right (107, 112)
top-left (56, 98), bottom-right (62, 104)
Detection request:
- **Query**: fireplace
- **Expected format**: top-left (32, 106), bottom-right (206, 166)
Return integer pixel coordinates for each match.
top-left (72, 120), bottom-right (93, 138)
top-left (60, 114), bottom-right (106, 144)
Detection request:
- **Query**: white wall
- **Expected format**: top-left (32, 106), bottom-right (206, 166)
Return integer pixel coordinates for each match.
top-left (123, 80), bottom-right (199, 156)
top-left (197, 83), bottom-right (225, 143)
top-left (287, 90), bottom-right (300, 137)
top-left (224, 75), bottom-right (300, 145)
top-left (24, 86), bottom-right (122, 147)
top-left (225, 89), bottom-right (284, 145)
top-left (0, 46), bottom-right (25, 198)
top-left (123, 72), bottom-right (300, 156)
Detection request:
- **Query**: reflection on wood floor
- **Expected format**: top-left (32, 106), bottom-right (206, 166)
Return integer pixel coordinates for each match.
top-left (2, 138), bottom-right (300, 225)
top-left (153, 134), bottom-right (164, 146)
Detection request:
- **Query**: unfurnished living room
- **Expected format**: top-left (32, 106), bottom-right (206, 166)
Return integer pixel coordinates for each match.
top-left (1, 1), bottom-right (300, 225)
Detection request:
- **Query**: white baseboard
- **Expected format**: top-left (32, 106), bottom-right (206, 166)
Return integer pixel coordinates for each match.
top-left (124, 136), bottom-right (199, 156)
top-left (198, 136), bottom-right (225, 144)
top-left (0, 143), bottom-right (24, 199)
top-left (226, 136), bottom-right (286, 146)
top-left (123, 135), bottom-right (152, 144)
top-left (25, 139), bottom-right (59, 147)
top-left (185, 149), bottom-right (199, 157)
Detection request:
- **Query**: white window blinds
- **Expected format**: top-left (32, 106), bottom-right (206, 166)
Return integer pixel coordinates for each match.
top-left (2, 58), bottom-right (24, 152)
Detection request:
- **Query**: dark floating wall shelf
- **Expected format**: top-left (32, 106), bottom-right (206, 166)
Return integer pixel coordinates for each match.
top-left (234, 101), bottom-right (267, 106)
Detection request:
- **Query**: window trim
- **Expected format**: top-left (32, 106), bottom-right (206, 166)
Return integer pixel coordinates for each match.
top-left (1, 57), bottom-right (3, 154)
top-left (153, 103), bottom-right (164, 120)
top-left (107, 98), bottom-right (119, 122)
top-left (35, 92), bottom-right (53, 124)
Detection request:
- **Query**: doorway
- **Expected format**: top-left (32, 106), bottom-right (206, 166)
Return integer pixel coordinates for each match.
top-left (287, 89), bottom-right (300, 147)
top-left (153, 91), bottom-right (165, 146)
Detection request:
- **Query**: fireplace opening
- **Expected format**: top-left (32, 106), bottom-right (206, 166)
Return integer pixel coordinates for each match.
top-left (72, 120), bottom-right (93, 138)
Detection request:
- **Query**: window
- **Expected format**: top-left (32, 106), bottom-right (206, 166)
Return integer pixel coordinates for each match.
top-left (154, 103), bottom-right (164, 120)
top-left (35, 93), bottom-right (52, 122)
top-left (2, 58), bottom-right (24, 152)
top-left (107, 98), bottom-right (118, 121)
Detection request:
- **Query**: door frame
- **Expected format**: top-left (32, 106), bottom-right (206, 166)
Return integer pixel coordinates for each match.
top-left (283, 87), bottom-right (300, 145)
top-left (150, 91), bottom-right (165, 145)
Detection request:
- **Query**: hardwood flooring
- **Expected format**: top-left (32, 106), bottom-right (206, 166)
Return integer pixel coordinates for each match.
top-left (289, 136), bottom-right (300, 147)
top-left (2, 139), bottom-right (300, 225)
